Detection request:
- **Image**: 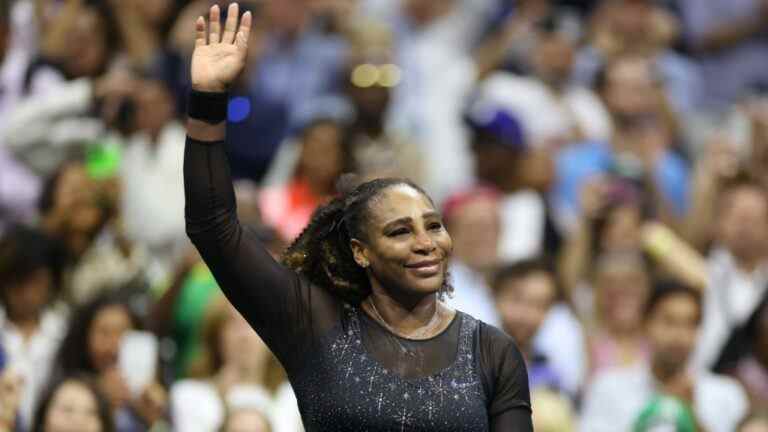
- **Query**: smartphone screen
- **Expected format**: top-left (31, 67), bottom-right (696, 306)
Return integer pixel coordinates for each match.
top-left (118, 331), bottom-right (158, 398)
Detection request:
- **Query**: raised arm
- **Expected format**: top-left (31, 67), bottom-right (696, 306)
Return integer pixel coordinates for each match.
top-left (184, 4), bottom-right (333, 368)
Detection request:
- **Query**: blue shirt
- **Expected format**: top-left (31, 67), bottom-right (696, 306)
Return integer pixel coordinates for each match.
top-left (553, 140), bottom-right (690, 224)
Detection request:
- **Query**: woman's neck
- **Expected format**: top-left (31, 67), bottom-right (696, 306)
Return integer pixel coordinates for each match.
top-left (363, 287), bottom-right (454, 340)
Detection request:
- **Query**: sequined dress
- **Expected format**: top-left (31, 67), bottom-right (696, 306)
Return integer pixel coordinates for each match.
top-left (296, 305), bottom-right (487, 431)
top-left (184, 135), bottom-right (532, 431)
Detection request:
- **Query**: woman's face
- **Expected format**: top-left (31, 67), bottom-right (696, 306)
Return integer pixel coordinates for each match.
top-left (44, 381), bottom-right (102, 432)
top-left (298, 123), bottom-right (344, 191)
top-left (65, 8), bottom-right (108, 78)
top-left (219, 305), bottom-right (270, 370)
top-left (447, 196), bottom-right (500, 272)
top-left (595, 265), bottom-right (649, 333)
top-left (88, 305), bottom-right (133, 372)
top-left (352, 185), bottom-right (453, 298)
top-left (5, 268), bottom-right (52, 323)
top-left (53, 163), bottom-right (105, 237)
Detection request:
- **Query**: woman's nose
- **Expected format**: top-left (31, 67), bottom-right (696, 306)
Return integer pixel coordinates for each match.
top-left (413, 231), bottom-right (436, 253)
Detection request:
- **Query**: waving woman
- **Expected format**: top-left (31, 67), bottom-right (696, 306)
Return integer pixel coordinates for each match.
top-left (183, 4), bottom-right (532, 430)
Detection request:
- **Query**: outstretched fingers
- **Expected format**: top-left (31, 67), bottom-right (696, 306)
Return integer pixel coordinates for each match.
top-left (208, 4), bottom-right (221, 44)
top-left (235, 11), bottom-right (252, 51)
top-left (195, 16), bottom-right (207, 47)
top-left (222, 3), bottom-right (239, 44)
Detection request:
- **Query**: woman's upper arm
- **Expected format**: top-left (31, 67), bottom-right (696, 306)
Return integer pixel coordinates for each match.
top-left (478, 323), bottom-right (532, 429)
top-left (184, 136), bottom-right (337, 365)
top-left (491, 408), bottom-right (533, 432)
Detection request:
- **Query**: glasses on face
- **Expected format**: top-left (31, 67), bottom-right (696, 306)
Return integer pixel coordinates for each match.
top-left (350, 63), bottom-right (402, 88)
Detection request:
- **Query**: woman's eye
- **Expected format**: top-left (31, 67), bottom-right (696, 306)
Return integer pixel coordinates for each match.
top-left (388, 228), bottom-right (409, 237)
top-left (428, 222), bottom-right (443, 231)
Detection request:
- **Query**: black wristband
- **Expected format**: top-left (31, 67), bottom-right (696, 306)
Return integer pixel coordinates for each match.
top-left (187, 90), bottom-right (228, 124)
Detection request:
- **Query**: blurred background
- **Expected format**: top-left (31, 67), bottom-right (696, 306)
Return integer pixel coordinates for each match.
top-left (1, 0), bottom-right (768, 431)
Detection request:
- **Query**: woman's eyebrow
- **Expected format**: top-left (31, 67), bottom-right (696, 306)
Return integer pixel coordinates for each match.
top-left (382, 217), bottom-right (412, 231)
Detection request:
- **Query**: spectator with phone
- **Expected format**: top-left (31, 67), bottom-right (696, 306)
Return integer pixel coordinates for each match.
top-left (553, 55), bottom-right (690, 232)
top-left (0, 225), bottom-right (66, 429)
top-left (51, 291), bottom-right (167, 432)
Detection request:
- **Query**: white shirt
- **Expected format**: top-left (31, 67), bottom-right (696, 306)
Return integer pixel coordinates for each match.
top-left (119, 122), bottom-right (188, 271)
top-left (533, 303), bottom-right (587, 397)
top-left (693, 247), bottom-right (768, 370)
top-left (498, 191), bottom-right (547, 263)
top-left (171, 380), bottom-right (303, 432)
top-left (580, 363), bottom-right (748, 432)
top-left (448, 260), bottom-right (500, 327)
top-left (478, 72), bottom-right (612, 146)
top-left (0, 307), bottom-right (67, 428)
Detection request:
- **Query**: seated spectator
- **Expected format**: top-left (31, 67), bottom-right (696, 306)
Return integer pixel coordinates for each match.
top-left (3, 1), bottom-right (126, 175)
top-left (581, 282), bottom-right (748, 432)
top-left (586, 252), bottom-right (651, 376)
top-left (573, 0), bottom-right (703, 117)
top-left (171, 296), bottom-right (301, 432)
top-left (554, 55), bottom-right (690, 231)
top-left (52, 291), bottom-right (168, 432)
top-left (477, 12), bottom-right (612, 147)
top-left (466, 102), bottom-right (560, 262)
top-left (492, 259), bottom-right (578, 427)
top-left (677, 0), bottom-right (768, 112)
top-left (492, 260), bottom-right (564, 391)
top-left (264, 20), bottom-right (424, 191)
top-left (720, 298), bottom-right (768, 408)
top-left (39, 159), bottom-right (146, 304)
top-left (118, 78), bottom-right (188, 282)
top-left (0, 225), bottom-right (67, 428)
top-left (31, 374), bottom-right (114, 432)
top-left (693, 174), bottom-right (768, 371)
top-left (443, 185), bottom-right (503, 326)
top-left (492, 258), bottom-right (586, 397)
top-left (559, 177), bottom-right (647, 297)
top-left (259, 118), bottom-right (348, 241)
top-left (0, 0), bottom-right (41, 232)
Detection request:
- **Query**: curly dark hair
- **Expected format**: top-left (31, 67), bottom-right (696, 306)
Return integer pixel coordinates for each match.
top-left (281, 176), bottom-right (453, 304)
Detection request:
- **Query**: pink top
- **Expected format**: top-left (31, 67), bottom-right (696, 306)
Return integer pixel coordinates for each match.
top-left (588, 330), bottom-right (650, 376)
top-left (259, 179), bottom-right (327, 242)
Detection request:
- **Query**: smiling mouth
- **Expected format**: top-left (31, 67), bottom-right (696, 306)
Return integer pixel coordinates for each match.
top-left (405, 259), bottom-right (443, 276)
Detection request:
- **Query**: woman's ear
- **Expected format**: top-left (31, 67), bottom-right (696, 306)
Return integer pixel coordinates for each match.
top-left (350, 239), bottom-right (370, 268)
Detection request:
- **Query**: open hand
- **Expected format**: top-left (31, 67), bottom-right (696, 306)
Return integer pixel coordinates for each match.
top-left (191, 3), bottom-right (252, 92)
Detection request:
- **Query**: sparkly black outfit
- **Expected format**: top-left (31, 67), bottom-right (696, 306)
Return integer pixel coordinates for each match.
top-left (184, 135), bottom-right (532, 431)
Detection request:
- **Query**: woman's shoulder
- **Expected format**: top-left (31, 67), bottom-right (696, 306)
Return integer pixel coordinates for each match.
top-left (473, 320), bottom-right (527, 382)
top-left (475, 320), bottom-right (519, 355)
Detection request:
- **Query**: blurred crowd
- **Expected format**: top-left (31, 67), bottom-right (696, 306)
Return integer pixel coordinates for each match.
top-left (1, 0), bottom-right (768, 431)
